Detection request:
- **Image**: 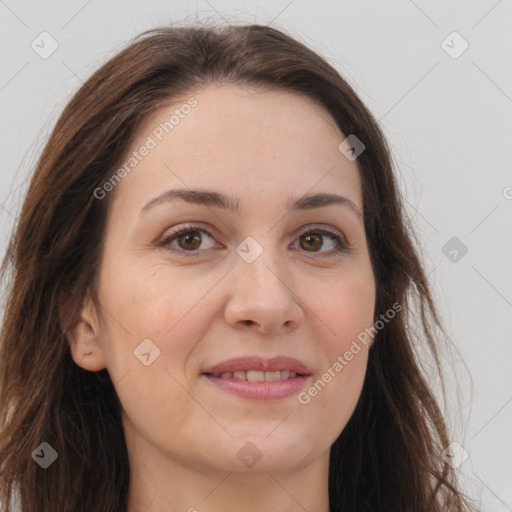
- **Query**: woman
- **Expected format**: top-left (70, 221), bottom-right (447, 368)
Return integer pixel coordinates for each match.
top-left (0, 24), bottom-right (475, 511)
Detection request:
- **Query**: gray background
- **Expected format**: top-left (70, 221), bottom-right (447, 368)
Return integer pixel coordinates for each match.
top-left (1, 1), bottom-right (511, 510)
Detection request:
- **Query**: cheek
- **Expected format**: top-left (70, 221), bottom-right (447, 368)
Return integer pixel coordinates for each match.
top-left (315, 264), bottom-right (376, 351)
top-left (101, 258), bottom-right (221, 342)
top-left (297, 276), bottom-right (373, 438)
top-left (93, 256), bottom-right (209, 384)
top-left (98, 266), bottom-right (218, 442)
top-left (298, 265), bottom-right (374, 434)
top-left (298, 348), bottom-right (368, 450)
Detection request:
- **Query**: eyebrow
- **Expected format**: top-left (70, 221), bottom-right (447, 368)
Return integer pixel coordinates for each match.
top-left (139, 188), bottom-right (363, 219)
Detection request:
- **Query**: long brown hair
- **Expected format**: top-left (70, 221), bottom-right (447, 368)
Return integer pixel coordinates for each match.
top-left (0, 23), bottom-right (474, 511)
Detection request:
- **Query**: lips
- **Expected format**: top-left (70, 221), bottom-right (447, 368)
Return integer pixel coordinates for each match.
top-left (201, 356), bottom-right (312, 400)
top-left (201, 356), bottom-right (312, 376)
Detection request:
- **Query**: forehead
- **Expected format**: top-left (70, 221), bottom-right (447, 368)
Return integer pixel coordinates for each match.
top-left (109, 84), bottom-right (363, 215)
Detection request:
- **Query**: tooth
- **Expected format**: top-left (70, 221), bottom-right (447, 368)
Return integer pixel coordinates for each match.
top-left (247, 370), bottom-right (265, 382)
top-left (220, 370), bottom-right (296, 381)
top-left (264, 371), bottom-right (282, 382)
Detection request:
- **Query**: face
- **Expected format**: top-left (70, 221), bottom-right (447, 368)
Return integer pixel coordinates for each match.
top-left (70, 84), bottom-right (376, 476)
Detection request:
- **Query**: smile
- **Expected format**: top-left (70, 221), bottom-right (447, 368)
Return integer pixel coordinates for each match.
top-left (201, 356), bottom-right (312, 400)
top-left (211, 370), bottom-right (299, 381)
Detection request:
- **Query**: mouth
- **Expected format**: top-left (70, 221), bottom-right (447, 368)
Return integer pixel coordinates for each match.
top-left (201, 356), bottom-right (312, 400)
top-left (206, 369), bottom-right (302, 381)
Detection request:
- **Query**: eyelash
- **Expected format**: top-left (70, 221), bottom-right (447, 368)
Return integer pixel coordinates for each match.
top-left (159, 223), bottom-right (349, 258)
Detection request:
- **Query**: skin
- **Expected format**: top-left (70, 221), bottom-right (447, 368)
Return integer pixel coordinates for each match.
top-left (64, 84), bottom-right (376, 512)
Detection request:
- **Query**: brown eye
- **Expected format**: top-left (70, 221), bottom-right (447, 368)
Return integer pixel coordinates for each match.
top-left (160, 224), bottom-right (218, 256)
top-left (299, 233), bottom-right (323, 251)
top-left (176, 231), bottom-right (202, 251)
top-left (161, 224), bottom-right (347, 258)
top-left (292, 228), bottom-right (347, 257)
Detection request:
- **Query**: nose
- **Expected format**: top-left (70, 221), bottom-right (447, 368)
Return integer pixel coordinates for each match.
top-left (223, 245), bottom-right (305, 335)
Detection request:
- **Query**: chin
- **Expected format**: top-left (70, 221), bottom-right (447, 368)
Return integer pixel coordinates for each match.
top-left (214, 430), bottom-right (325, 474)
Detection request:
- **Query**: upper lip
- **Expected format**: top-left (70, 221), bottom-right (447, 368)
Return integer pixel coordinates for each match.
top-left (202, 356), bottom-right (312, 376)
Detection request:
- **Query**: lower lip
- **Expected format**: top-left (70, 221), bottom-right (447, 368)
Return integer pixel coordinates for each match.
top-left (203, 374), bottom-right (311, 400)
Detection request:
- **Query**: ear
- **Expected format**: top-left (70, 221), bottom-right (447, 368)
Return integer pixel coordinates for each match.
top-left (58, 290), bottom-right (107, 372)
